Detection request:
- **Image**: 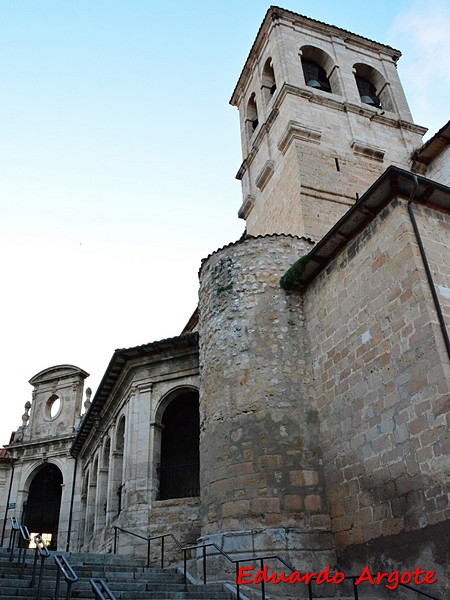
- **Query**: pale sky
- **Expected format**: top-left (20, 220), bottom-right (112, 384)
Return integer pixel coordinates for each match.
top-left (1, 0), bottom-right (449, 446)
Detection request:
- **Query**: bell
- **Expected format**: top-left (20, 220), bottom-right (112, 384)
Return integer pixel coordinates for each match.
top-left (306, 79), bottom-right (322, 89)
top-left (361, 95), bottom-right (376, 106)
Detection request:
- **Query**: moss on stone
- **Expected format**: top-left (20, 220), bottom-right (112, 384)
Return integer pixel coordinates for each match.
top-left (280, 255), bottom-right (309, 290)
top-left (216, 283), bottom-right (233, 295)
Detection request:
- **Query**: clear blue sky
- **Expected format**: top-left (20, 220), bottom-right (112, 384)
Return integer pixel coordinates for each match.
top-left (1, 0), bottom-right (449, 445)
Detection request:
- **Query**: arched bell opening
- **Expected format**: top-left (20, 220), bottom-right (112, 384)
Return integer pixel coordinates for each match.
top-left (246, 93), bottom-right (259, 140)
top-left (300, 45), bottom-right (340, 94)
top-left (353, 63), bottom-right (393, 111)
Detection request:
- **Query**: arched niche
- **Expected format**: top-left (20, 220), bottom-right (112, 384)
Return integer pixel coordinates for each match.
top-left (155, 388), bottom-right (200, 501)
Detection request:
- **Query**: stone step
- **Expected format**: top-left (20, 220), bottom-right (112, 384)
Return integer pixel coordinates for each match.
top-left (0, 547), bottom-right (234, 600)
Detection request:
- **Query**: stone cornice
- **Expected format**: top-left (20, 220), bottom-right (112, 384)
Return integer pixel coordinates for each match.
top-left (235, 82), bottom-right (426, 180)
top-left (238, 195), bottom-right (255, 220)
top-left (281, 166), bottom-right (450, 291)
top-left (278, 120), bottom-right (321, 154)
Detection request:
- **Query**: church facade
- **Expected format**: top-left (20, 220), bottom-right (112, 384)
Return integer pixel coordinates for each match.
top-left (1, 7), bottom-right (449, 597)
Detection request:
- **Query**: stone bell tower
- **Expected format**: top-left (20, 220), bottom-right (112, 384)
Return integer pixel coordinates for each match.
top-left (230, 6), bottom-right (427, 241)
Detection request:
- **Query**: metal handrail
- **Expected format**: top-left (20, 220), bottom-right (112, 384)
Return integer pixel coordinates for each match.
top-left (8, 516), bottom-right (20, 561)
top-left (306, 573), bottom-right (442, 600)
top-left (232, 554), bottom-right (296, 600)
top-left (54, 555), bottom-right (78, 600)
top-left (30, 534), bottom-right (50, 600)
top-left (90, 578), bottom-right (117, 600)
top-left (112, 525), bottom-right (441, 600)
top-left (113, 526), bottom-right (185, 569)
top-left (18, 525), bottom-right (31, 578)
top-left (397, 582), bottom-right (441, 600)
top-left (112, 525), bottom-right (296, 589)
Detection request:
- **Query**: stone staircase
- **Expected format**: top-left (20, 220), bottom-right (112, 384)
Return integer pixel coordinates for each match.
top-left (0, 548), bottom-right (429, 600)
top-left (0, 549), bottom-right (235, 600)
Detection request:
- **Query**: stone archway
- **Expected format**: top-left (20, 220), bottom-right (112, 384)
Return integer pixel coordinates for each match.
top-left (23, 464), bottom-right (63, 550)
top-left (158, 391), bottom-right (200, 500)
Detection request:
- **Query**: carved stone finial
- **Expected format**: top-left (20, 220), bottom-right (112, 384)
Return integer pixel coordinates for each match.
top-left (84, 387), bottom-right (92, 411)
top-left (21, 401), bottom-right (31, 427)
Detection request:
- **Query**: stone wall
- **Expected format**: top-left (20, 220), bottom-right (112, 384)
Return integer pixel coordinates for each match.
top-left (426, 144), bottom-right (450, 187)
top-left (304, 197), bottom-right (450, 595)
top-left (198, 235), bottom-right (336, 569)
top-left (111, 497), bottom-right (201, 566)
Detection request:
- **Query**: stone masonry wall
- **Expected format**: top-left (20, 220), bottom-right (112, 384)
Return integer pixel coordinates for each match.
top-left (414, 203), bottom-right (450, 325)
top-left (198, 235), bottom-right (336, 569)
top-left (426, 145), bottom-right (450, 187)
top-left (304, 198), bottom-right (450, 595)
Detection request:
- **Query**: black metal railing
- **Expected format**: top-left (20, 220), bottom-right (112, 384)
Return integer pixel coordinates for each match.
top-left (18, 525), bottom-right (31, 578)
top-left (7, 519), bottom-right (52, 600)
top-left (54, 554), bottom-right (78, 600)
top-left (233, 554), bottom-right (296, 600)
top-left (306, 573), bottom-right (442, 600)
top-left (90, 578), bottom-right (117, 600)
top-left (112, 526), bottom-right (298, 592)
top-left (112, 525), bottom-right (442, 600)
top-left (112, 526), bottom-right (184, 569)
top-left (30, 534), bottom-right (50, 600)
top-left (8, 516), bottom-right (20, 562)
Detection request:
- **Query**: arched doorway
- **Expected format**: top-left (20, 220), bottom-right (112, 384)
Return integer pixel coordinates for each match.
top-left (23, 464), bottom-right (63, 550)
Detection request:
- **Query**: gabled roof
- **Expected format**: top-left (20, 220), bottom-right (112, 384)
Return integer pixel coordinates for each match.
top-left (281, 166), bottom-right (450, 291)
top-left (29, 364), bottom-right (89, 386)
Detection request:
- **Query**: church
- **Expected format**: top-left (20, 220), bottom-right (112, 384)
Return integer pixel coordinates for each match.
top-left (1, 6), bottom-right (449, 598)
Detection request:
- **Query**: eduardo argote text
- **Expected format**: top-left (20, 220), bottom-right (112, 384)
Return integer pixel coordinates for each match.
top-left (237, 565), bottom-right (437, 591)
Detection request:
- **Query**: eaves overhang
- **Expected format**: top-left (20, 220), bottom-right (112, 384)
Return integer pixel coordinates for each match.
top-left (71, 332), bottom-right (199, 457)
top-left (412, 119), bottom-right (450, 168)
top-left (281, 166), bottom-right (450, 292)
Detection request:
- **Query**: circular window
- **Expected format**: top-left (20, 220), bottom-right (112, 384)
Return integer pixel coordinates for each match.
top-left (46, 395), bottom-right (61, 420)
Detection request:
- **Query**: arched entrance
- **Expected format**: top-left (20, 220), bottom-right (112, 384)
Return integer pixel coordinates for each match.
top-left (23, 464), bottom-right (63, 550)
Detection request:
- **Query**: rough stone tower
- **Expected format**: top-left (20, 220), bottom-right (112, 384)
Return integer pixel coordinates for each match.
top-left (198, 235), bottom-right (337, 568)
top-left (230, 7), bottom-right (426, 241)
